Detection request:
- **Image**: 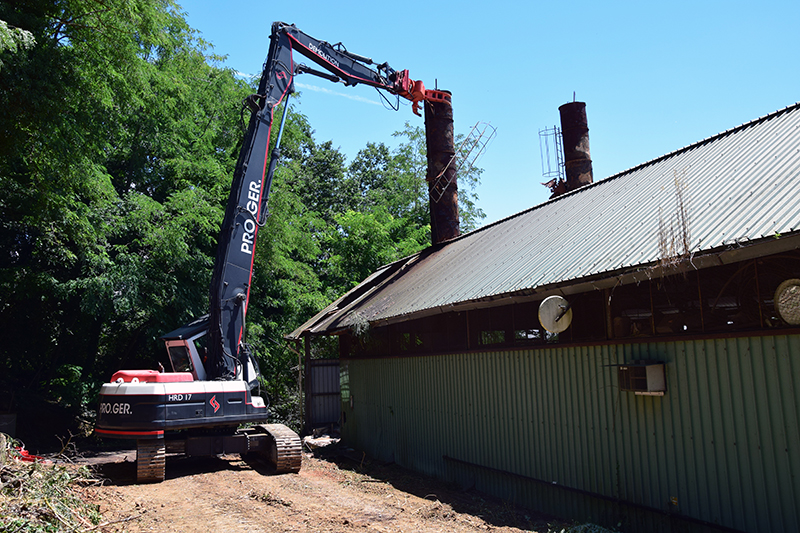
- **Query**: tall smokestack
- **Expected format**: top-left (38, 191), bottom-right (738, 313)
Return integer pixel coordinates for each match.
top-left (424, 92), bottom-right (459, 245)
top-left (558, 101), bottom-right (593, 193)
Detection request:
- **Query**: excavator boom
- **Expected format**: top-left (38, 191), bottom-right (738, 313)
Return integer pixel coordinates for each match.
top-left (207, 22), bottom-right (448, 381)
top-left (95, 21), bottom-right (447, 483)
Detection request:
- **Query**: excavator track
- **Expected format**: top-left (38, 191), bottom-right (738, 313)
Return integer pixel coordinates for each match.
top-left (255, 423), bottom-right (302, 473)
top-left (136, 439), bottom-right (166, 483)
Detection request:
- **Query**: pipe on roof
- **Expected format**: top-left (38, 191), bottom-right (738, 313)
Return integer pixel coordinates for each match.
top-left (558, 101), bottom-right (593, 194)
top-left (424, 92), bottom-right (459, 245)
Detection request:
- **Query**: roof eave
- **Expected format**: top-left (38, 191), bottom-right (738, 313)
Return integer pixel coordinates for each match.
top-left (293, 231), bottom-right (800, 337)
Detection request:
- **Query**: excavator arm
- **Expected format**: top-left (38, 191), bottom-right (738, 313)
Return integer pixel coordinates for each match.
top-left (275, 22), bottom-right (440, 114)
top-left (206, 22), bottom-right (447, 382)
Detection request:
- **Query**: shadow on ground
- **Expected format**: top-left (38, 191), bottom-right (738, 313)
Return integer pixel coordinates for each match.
top-left (87, 452), bottom-right (257, 486)
top-left (310, 442), bottom-right (561, 532)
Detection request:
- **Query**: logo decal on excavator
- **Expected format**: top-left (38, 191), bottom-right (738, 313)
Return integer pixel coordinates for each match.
top-left (210, 395), bottom-right (220, 413)
top-left (240, 180), bottom-right (261, 255)
top-left (307, 43), bottom-right (339, 69)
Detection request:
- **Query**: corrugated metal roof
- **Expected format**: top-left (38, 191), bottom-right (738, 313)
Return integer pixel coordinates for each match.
top-left (290, 102), bottom-right (800, 338)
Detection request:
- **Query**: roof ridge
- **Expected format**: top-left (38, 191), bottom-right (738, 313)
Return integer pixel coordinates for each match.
top-left (456, 101), bottom-right (800, 240)
top-left (602, 100), bottom-right (800, 182)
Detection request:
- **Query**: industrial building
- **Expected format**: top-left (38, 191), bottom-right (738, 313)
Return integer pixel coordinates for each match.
top-left (289, 101), bottom-right (800, 532)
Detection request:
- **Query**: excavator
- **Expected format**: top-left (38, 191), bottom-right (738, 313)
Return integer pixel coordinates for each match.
top-left (93, 22), bottom-right (448, 482)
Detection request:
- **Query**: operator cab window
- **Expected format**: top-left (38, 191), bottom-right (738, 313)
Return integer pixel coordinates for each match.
top-left (168, 344), bottom-right (193, 373)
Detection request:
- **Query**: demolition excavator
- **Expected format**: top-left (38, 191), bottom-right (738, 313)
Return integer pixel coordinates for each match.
top-left (94, 22), bottom-right (449, 482)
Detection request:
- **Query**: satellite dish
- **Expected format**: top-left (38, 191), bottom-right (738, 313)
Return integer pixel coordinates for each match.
top-left (774, 278), bottom-right (800, 325)
top-left (539, 295), bottom-right (573, 333)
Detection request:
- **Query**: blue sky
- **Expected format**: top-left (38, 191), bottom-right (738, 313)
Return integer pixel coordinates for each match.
top-left (179, 0), bottom-right (799, 226)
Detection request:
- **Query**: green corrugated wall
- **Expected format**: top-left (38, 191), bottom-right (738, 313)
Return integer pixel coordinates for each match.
top-left (339, 334), bottom-right (800, 532)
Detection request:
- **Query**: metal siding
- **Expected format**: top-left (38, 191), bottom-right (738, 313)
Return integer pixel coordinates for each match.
top-left (340, 333), bottom-right (800, 532)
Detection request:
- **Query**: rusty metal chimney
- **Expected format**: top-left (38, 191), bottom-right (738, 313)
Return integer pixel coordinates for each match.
top-left (558, 101), bottom-right (593, 193)
top-left (424, 92), bottom-right (459, 245)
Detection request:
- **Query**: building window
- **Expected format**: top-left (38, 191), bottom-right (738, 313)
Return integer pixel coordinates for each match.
top-left (480, 330), bottom-right (505, 345)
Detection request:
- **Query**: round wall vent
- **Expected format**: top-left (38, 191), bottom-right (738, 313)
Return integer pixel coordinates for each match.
top-left (774, 278), bottom-right (800, 325)
top-left (539, 295), bottom-right (573, 333)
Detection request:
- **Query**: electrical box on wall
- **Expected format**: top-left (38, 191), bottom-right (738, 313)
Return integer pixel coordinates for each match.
top-left (617, 360), bottom-right (666, 396)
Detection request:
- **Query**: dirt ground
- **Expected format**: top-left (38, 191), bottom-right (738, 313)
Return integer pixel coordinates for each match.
top-left (77, 444), bottom-right (566, 533)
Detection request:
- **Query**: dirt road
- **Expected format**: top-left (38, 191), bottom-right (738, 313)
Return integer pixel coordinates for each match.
top-left (82, 446), bottom-right (562, 532)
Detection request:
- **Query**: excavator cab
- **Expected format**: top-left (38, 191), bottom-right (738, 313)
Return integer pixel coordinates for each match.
top-left (161, 314), bottom-right (260, 391)
top-left (160, 315), bottom-right (209, 381)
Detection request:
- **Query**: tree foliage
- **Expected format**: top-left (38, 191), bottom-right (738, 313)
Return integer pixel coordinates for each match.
top-left (0, 18), bottom-right (35, 68)
top-left (0, 0), bottom-right (484, 445)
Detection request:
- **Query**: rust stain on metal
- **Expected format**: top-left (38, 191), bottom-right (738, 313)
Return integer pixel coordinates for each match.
top-left (425, 91), bottom-right (459, 245)
top-left (558, 101), bottom-right (593, 193)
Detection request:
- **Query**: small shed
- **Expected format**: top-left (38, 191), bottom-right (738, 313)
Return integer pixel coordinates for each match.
top-left (289, 102), bottom-right (800, 533)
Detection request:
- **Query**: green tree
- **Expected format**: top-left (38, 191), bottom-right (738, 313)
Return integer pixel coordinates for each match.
top-left (0, 18), bottom-right (35, 69)
top-left (324, 207), bottom-right (428, 291)
top-left (315, 121), bottom-right (486, 295)
top-left (0, 0), bottom-right (253, 443)
top-left (347, 141), bottom-right (427, 225)
top-left (391, 122), bottom-right (486, 233)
